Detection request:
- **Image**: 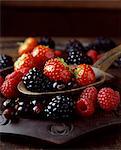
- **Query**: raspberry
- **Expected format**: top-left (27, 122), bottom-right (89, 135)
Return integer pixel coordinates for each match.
top-left (0, 79), bottom-right (19, 98)
top-left (76, 98), bottom-right (95, 117)
top-left (0, 76), bottom-right (4, 88)
top-left (80, 86), bottom-right (98, 104)
top-left (5, 70), bottom-right (23, 82)
top-left (97, 88), bottom-right (120, 111)
top-left (87, 49), bottom-right (98, 63)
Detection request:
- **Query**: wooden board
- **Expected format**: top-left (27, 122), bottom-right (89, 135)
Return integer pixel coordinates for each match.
top-left (0, 79), bottom-right (121, 145)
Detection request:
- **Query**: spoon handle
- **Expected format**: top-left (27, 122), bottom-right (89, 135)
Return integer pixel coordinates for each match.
top-left (93, 44), bottom-right (121, 71)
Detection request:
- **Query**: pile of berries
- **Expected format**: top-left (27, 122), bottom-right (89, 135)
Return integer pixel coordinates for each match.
top-left (1, 86), bottom-right (120, 121)
top-left (0, 36), bottom-right (120, 121)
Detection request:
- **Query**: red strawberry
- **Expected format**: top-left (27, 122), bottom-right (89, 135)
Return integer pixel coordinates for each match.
top-left (5, 70), bottom-right (23, 81)
top-left (87, 49), bottom-right (98, 63)
top-left (97, 87), bottom-right (120, 111)
top-left (54, 50), bottom-right (63, 57)
top-left (74, 64), bottom-right (96, 86)
top-left (31, 45), bottom-right (54, 68)
top-left (44, 58), bottom-right (72, 83)
top-left (0, 76), bottom-right (4, 88)
top-left (18, 37), bottom-right (38, 56)
top-left (0, 79), bottom-right (19, 98)
top-left (81, 86), bottom-right (97, 104)
top-left (76, 98), bottom-right (95, 117)
top-left (14, 53), bottom-right (35, 71)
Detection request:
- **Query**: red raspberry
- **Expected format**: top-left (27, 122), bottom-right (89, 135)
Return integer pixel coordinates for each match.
top-left (0, 76), bottom-right (4, 88)
top-left (0, 79), bottom-right (19, 98)
top-left (5, 70), bottom-right (23, 82)
top-left (87, 49), bottom-right (98, 63)
top-left (97, 88), bottom-right (120, 111)
top-left (80, 86), bottom-right (98, 104)
top-left (54, 50), bottom-right (63, 57)
top-left (76, 98), bottom-right (95, 117)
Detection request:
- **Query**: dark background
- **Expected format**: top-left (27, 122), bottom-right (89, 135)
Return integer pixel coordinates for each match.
top-left (1, 1), bottom-right (121, 37)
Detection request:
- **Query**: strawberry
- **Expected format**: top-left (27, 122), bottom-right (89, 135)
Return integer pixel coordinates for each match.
top-left (0, 79), bottom-right (19, 98)
top-left (80, 86), bottom-right (97, 104)
top-left (87, 49), bottom-right (98, 63)
top-left (14, 53), bottom-right (35, 71)
top-left (76, 98), bottom-right (95, 117)
top-left (44, 58), bottom-right (72, 83)
top-left (0, 76), bottom-right (4, 88)
top-left (74, 64), bottom-right (96, 86)
top-left (97, 87), bottom-right (120, 111)
top-left (18, 37), bottom-right (38, 56)
top-left (31, 45), bottom-right (54, 68)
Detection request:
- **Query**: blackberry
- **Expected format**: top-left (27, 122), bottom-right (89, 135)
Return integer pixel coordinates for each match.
top-left (44, 95), bottom-right (75, 120)
top-left (87, 37), bottom-right (116, 52)
top-left (38, 36), bottom-right (55, 49)
top-left (66, 39), bottom-right (85, 52)
top-left (80, 55), bottom-right (93, 65)
top-left (113, 56), bottom-right (121, 67)
top-left (67, 51), bottom-right (93, 65)
top-left (22, 67), bottom-right (48, 92)
top-left (0, 54), bottom-right (14, 70)
top-left (66, 80), bottom-right (79, 90)
top-left (67, 49), bottom-right (84, 65)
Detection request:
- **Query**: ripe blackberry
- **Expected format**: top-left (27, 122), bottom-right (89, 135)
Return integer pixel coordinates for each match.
top-left (67, 49), bottom-right (84, 65)
top-left (113, 57), bottom-right (121, 67)
top-left (87, 37), bottom-right (116, 52)
top-left (80, 55), bottom-right (93, 65)
top-left (22, 67), bottom-right (47, 92)
top-left (44, 95), bottom-right (75, 120)
top-left (67, 51), bottom-right (93, 65)
top-left (0, 54), bottom-right (14, 70)
top-left (66, 39), bottom-right (85, 52)
top-left (38, 36), bottom-right (55, 49)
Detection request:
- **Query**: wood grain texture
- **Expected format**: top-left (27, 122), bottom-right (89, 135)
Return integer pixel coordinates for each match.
top-left (1, 0), bottom-right (121, 9)
top-left (1, 5), bottom-right (121, 37)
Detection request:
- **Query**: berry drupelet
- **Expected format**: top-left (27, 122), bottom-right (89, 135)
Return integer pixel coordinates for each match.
top-left (44, 95), bottom-right (75, 120)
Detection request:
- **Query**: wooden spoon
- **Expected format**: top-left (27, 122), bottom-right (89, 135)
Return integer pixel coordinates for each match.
top-left (17, 44), bottom-right (121, 96)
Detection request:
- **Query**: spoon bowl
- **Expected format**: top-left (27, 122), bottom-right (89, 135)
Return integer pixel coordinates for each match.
top-left (17, 67), bottom-right (105, 96)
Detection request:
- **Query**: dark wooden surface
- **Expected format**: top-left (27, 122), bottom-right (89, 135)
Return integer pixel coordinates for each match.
top-left (1, 2), bottom-right (121, 37)
top-left (0, 37), bottom-right (121, 149)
